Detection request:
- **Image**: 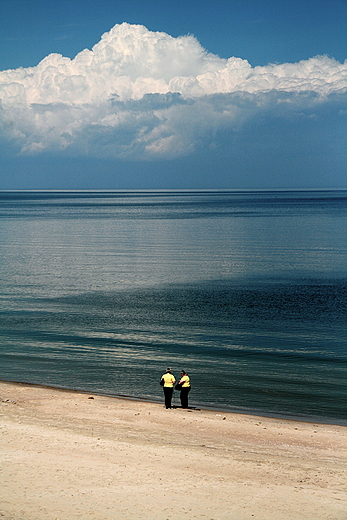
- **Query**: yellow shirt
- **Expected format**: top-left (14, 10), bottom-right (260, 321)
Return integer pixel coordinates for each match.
top-left (179, 375), bottom-right (190, 388)
top-left (162, 373), bottom-right (175, 387)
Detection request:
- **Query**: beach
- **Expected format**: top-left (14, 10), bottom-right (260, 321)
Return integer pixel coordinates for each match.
top-left (1, 381), bottom-right (346, 520)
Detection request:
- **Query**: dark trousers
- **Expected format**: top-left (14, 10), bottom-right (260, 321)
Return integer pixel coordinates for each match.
top-left (180, 387), bottom-right (190, 408)
top-left (163, 387), bottom-right (173, 408)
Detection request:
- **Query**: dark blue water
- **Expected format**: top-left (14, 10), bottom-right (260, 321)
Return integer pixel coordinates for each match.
top-left (1, 190), bottom-right (346, 423)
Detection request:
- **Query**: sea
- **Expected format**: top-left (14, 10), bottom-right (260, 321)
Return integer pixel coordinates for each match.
top-left (1, 190), bottom-right (346, 424)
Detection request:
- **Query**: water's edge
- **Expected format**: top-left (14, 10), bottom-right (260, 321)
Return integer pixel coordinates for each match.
top-left (2, 379), bottom-right (346, 427)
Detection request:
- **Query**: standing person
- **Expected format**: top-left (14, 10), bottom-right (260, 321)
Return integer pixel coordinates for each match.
top-left (178, 370), bottom-right (191, 408)
top-left (160, 368), bottom-right (176, 409)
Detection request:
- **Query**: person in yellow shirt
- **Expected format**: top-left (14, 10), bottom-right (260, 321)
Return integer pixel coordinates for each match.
top-left (160, 368), bottom-right (176, 409)
top-left (178, 370), bottom-right (191, 408)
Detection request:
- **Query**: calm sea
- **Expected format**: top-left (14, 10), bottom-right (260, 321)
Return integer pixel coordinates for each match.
top-left (1, 190), bottom-right (346, 423)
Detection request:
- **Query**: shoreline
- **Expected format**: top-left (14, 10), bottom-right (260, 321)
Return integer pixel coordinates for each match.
top-left (1, 378), bottom-right (346, 427)
top-left (1, 380), bottom-right (346, 520)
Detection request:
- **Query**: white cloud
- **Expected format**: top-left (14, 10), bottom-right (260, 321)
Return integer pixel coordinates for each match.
top-left (0, 22), bottom-right (346, 159)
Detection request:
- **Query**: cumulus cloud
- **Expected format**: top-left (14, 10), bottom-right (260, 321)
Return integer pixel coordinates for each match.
top-left (0, 22), bottom-right (346, 159)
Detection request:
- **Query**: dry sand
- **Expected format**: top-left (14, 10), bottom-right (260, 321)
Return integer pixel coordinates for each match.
top-left (1, 381), bottom-right (346, 520)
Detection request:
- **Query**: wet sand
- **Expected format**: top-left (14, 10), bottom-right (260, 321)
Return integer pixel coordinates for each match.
top-left (1, 381), bottom-right (346, 520)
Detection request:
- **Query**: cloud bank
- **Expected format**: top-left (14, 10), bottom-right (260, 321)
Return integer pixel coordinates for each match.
top-left (0, 22), bottom-right (346, 159)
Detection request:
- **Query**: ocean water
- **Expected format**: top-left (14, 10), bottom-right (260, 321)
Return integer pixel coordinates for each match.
top-left (1, 190), bottom-right (346, 423)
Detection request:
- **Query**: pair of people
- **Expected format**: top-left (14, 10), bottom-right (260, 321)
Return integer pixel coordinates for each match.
top-left (160, 368), bottom-right (191, 409)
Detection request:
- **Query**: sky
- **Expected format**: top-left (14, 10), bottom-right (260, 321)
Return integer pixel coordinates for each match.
top-left (0, 0), bottom-right (346, 190)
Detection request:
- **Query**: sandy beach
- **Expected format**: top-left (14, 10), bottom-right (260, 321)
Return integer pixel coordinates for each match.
top-left (1, 381), bottom-right (346, 520)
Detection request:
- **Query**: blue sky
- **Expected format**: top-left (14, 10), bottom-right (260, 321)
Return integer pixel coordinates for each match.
top-left (0, 0), bottom-right (346, 189)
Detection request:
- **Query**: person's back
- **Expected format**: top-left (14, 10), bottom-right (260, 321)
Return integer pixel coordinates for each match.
top-left (162, 372), bottom-right (175, 387)
top-left (179, 374), bottom-right (190, 388)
